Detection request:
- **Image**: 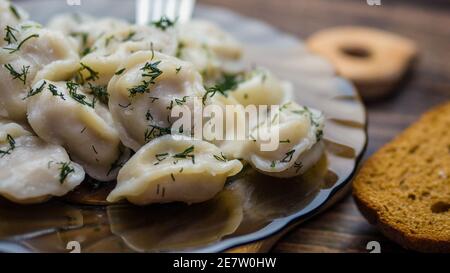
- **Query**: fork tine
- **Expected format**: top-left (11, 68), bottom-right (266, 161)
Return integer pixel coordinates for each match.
top-left (135, 0), bottom-right (150, 25)
top-left (152, 0), bottom-right (164, 22)
top-left (178, 0), bottom-right (196, 24)
top-left (164, 0), bottom-right (177, 21)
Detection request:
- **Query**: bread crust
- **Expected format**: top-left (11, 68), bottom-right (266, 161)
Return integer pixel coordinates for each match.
top-left (353, 102), bottom-right (450, 252)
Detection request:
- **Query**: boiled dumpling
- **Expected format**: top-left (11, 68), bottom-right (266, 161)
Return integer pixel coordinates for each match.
top-left (177, 20), bottom-right (244, 83)
top-left (79, 24), bottom-right (178, 85)
top-left (108, 51), bottom-right (205, 151)
top-left (242, 101), bottom-right (325, 178)
top-left (26, 80), bottom-right (128, 181)
top-left (48, 14), bottom-right (130, 56)
top-left (107, 135), bottom-right (243, 205)
top-left (0, 0), bottom-right (28, 47)
top-left (0, 23), bottom-right (79, 122)
top-left (229, 68), bottom-right (293, 106)
top-left (0, 119), bottom-right (84, 204)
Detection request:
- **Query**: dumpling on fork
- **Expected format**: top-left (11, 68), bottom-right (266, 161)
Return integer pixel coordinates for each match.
top-left (79, 24), bottom-right (178, 86)
top-left (242, 101), bottom-right (325, 178)
top-left (177, 20), bottom-right (244, 83)
top-left (47, 13), bottom-right (130, 55)
top-left (26, 80), bottom-right (128, 181)
top-left (0, 119), bottom-right (85, 204)
top-left (107, 135), bottom-right (243, 205)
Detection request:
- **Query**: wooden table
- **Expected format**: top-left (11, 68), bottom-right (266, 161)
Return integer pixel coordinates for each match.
top-left (199, 0), bottom-right (450, 253)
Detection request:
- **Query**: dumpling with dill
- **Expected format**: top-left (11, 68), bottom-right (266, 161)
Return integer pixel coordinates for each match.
top-left (0, 22), bottom-right (80, 123)
top-left (0, 119), bottom-right (85, 204)
top-left (242, 101), bottom-right (325, 178)
top-left (26, 80), bottom-right (129, 181)
top-left (79, 22), bottom-right (178, 86)
top-left (107, 135), bottom-right (243, 205)
top-left (108, 51), bottom-right (205, 151)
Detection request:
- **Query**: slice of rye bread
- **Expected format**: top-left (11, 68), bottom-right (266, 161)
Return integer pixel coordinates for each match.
top-left (353, 102), bottom-right (450, 252)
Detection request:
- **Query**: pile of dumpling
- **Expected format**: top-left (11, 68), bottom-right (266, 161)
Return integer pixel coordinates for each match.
top-left (0, 0), bottom-right (324, 205)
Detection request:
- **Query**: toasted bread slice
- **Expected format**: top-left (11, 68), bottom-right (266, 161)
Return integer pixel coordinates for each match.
top-left (353, 102), bottom-right (450, 252)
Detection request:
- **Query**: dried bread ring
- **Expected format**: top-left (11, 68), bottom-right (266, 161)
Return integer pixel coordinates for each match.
top-left (307, 26), bottom-right (417, 100)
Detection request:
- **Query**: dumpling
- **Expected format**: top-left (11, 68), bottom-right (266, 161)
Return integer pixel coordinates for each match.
top-left (79, 24), bottom-right (178, 85)
top-left (47, 14), bottom-right (130, 56)
top-left (228, 68), bottom-right (293, 106)
top-left (26, 80), bottom-right (128, 181)
top-left (108, 51), bottom-right (205, 151)
top-left (0, 23), bottom-right (79, 122)
top-left (0, 119), bottom-right (84, 204)
top-left (177, 20), bottom-right (244, 83)
top-left (107, 135), bottom-right (243, 205)
top-left (0, 0), bottom-right (28, 47)
top-left (242, 101), bottom-right (325, 178)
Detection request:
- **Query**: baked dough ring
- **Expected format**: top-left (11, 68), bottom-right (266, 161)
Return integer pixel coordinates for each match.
top-left (307, 26), bottom-right (417, 100)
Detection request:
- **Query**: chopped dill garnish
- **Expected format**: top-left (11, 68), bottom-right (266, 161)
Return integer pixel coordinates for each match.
top-left (294, 161), bottom-right (303, 173)
top-left (81, 46), bottom-right (96, 57)
top-left (213, 152), bottom-right (228, 162)
top-left (128, 61), bottom-right (162, 97)
top-left (270, 161), bottom-right (276, 168)
top-left (92, 145), bottom-right (98, 154)
top-left (23, 80), bottom-right (46, 100)
top-left (279, 139), bottom-right (290, 143)
top-left (122, 31), bottom-right (136, 42)
top-left (281, 150), bottom-right (295, 163)
top-left (0, 134), bottom-right (16, 157)
top-left (9, 4), bottom-right (21, 20)
top-left (175, 96), bottom-right (188, 106)
top-left (115, 68), bottom-right (126, 75)
top-left (104, 35), bottom-right (115, 47)
top-left (67, 81), bottom-right (95, 108)
top-left (151, 16), bottom-right (177, 31)
top-left (4, 63), bottom-right (29, 84)
top-left (88, 83), bottom-right (108, 104)
top-left (155, 153), bottom-right (168, 162)
top-left (170, 173), bottom-right (175, 181)
top-left (149, 96), bottom-right (159, 103)
top-left (173, 145), bottom-right (195, 164)
top-left (202, 74), bottom-right (241, 105)
top-left (202, 86), bottom-right (225, 105)
top-left (144, 125), bottom-right (171, 142)
top-left (145, 109), bottom-right (153, 121)
top-left (48, 83), bottom-right (65, 100)
top-left (3, 34), bottom-right (39, 54)
top-left (176, 41), bottom-right (185, 58)
top-left (3, 25), bottom-right (18, 44)
top-left (176, 66), bottom-right (182, 74)
top-left (77, 62), bottom-right (99, 83)
top-left (57, 162), bottom-right (74, 184)
top-left (70, 31), bottom-right (88, 47)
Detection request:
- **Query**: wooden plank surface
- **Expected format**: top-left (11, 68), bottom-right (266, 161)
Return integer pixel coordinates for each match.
top-left (199, 0), bottom-right (450, 253)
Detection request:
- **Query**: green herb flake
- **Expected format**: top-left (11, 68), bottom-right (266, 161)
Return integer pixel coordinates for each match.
top-left (4, 63), bottom-right (29, 84)
top-left (23, 80), bottom-right (46, 100)
top-left (0, 134), bottom-right (16, 157)
top-left (3, 34), bottom-right (39, 54)
top-left (57, 162), bottom-right (74, 184)
top-left (151, 16), bottom-right (177, 31)
top-left (173, 145), bottom-right (195, 164)
top-left (115, 68), bottom-right (126, 75)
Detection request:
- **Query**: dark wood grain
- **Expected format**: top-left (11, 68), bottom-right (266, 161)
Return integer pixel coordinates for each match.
top-left (199, 0), bottom-right (450, 253)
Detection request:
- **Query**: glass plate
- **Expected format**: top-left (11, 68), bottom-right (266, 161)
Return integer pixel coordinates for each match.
top-left (0, 1), bottom-right (367, 253)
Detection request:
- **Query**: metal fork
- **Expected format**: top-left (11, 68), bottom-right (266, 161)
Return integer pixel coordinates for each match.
top-left (135, 0), bottom-right (196, 25)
